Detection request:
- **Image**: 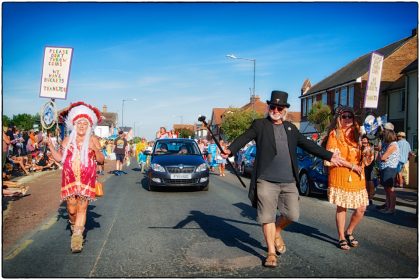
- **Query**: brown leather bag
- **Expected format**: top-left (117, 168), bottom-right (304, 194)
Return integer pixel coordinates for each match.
top-left (95, 181), bottom-right (104, 197)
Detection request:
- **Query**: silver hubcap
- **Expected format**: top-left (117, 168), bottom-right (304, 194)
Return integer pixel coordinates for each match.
top-left (300, 174), bottom-right (308, 193)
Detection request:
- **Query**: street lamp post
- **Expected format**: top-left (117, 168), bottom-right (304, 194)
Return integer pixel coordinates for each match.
top-left (226, 54), bottom-right (256, 101)
top-left (122, 98), bottom-right (136, 128)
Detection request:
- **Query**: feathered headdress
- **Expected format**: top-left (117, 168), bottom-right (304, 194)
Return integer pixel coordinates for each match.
top-left (59, 102), bottom-right (102, 166)
top-left (61, 101), bottom-right (102, 131)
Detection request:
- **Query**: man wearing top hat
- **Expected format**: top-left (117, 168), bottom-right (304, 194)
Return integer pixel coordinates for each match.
top-left (222, 90), bottom-right (343, 267)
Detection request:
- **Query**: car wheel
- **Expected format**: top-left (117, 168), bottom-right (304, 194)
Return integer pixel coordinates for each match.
top-left (299, 171), bottom-right (310, 196)
top-left (148, 180), bottom-right (154, 191)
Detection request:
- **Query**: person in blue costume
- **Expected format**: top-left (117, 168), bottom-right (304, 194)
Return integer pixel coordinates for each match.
top-left (207, 139), bottom-right (218, 172)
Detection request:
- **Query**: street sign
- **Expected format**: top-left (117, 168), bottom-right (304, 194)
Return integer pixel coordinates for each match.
top-left (364, 52), bottom-right (384, 109)
top-left (39, 46), bottom-right (73, 100)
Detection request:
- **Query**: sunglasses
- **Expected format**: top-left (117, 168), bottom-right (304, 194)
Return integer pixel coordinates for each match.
top-left (269, 104), bottom-right (286, 111)
top-left (341, 114), bottom-right (354, 120)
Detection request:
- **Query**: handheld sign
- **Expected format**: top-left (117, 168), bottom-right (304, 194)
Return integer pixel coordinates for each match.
top-left (364, 52), bottom-right (384, 109)
top-left (40, 46), bottom-right (73, 100)
top-left (40, 100), bottom-right (58, 130)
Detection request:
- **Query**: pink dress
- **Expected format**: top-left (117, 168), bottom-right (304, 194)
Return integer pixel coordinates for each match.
top-left (61, 145), bottom-right (96, 201)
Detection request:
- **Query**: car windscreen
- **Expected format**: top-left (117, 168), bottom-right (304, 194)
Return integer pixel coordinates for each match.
top-left (153, 141), bottom-right (201, 156)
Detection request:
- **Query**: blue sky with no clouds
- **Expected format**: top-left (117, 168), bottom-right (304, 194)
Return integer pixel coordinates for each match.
top-left (2, 2), bottom-right (418, 140)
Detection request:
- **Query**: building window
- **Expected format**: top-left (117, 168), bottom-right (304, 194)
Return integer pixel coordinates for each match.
top-left (302, 98), bottom-right (307, 116)
top-left (340, 87), bottom-right (348, 106)
top-left (401, 90), bottom-right (406, 112)
top-left (322, 92), bottom-right (327, 105)
top-left (308, 97), bottom-right (313, 113)
top-left (349, 85), bottom-right (354, 107)
top-left (334, 89), bottom-right (340, 108)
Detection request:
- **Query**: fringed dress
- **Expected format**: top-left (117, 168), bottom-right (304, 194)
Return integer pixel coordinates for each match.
top-left (61, 145), bottom-right (96, 202)
top-left (326, 129), bottom-right (369, 209)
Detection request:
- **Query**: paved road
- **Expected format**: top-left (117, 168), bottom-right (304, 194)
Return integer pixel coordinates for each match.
top-left (3, 167), bottom-right (418, 277)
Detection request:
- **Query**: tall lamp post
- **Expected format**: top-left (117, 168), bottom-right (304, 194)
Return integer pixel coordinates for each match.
top-left (122, 98), bottom-right (136, 128)
top-left (226, 54), bottom-right (256, 108)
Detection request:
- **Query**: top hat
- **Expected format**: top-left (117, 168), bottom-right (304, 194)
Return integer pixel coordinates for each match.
top-left (266, 90), bottom-right (290, 108)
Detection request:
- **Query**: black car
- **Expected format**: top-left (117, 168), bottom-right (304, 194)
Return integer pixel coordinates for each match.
top-left (297, 147), bottom-right (328, 196)
top-left (147, 138), bottom-right (210, 191)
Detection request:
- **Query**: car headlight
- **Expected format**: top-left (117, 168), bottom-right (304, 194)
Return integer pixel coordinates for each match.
top-left (150, 163), bottom-right (165, 172)
top-left (195, 163), bottom-right (208, 172)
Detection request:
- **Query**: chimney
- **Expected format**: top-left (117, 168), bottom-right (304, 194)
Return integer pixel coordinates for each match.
top-left (301, 79), bottom-right (312, 95)
top-left (102, 105), bottom-right (107, 113)
top-left (250, 95), bottom-right (260, 103)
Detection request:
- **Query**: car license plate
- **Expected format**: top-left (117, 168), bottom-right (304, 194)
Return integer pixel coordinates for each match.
top-left (170, 173), bottom-right (192, 179)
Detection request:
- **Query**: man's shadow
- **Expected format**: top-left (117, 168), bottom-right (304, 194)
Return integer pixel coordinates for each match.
top-left (233, 202), bottom-right (337, 247)
top-left (152, 210), bottom-right (265, 260)
top-left (57, 202), bottom-right (101, 238)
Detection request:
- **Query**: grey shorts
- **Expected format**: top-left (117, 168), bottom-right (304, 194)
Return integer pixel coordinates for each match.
top-left (256, 179), bottom-right (299, 224)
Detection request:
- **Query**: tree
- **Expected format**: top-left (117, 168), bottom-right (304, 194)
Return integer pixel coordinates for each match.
top-left (307, 101), bottom-right (332, 135)
top-left (12, 113), bottom-right (38, 131)
top-left (221, 108), bottom-right (263, 142)
top-left (2, 115), bottom-right (11, 128)
top-left (175, 128), bottom-right (194, 139)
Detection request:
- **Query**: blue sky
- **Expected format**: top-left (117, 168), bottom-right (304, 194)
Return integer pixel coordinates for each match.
top-left (2, 2), bottom-right (418, 140)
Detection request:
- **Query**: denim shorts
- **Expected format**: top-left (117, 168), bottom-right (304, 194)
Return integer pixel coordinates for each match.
top-left (115, 153), bottom-right (125, 162)
top-left (256, 179), bottom-right (299, 224)
top-left (380, 167), bottom-right (397, 188)
top-left (396, 162), bottom-right (404, 173)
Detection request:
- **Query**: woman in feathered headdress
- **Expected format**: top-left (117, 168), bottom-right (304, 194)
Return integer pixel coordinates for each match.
top-left (47, 101), bottom-right (104, 253)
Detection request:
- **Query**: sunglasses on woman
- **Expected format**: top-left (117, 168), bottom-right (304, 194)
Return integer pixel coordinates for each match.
top-left (341, 114), bottom-right (354, 120)
top-left (269, 104), bottom-right (286, 111)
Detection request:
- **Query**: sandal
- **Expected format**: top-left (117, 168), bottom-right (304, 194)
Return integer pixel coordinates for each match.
top-left (264, 253), bottom-right (278, 268)
top-left (274, 235), bottom-right (287, 254)
top-left (71, 234), bottom-right (84, 253)
top-left (338, 239), bottom-right (351, 250)
top-left (345, 233), bottom-right (359, 247)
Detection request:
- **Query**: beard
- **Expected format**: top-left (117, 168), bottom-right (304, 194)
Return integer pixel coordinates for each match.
top-left (269, 110), bottom-right (287, 121)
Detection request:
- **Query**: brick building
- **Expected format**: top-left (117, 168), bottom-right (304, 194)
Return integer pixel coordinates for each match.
top-left (299, 29), bottom-right (417, 147)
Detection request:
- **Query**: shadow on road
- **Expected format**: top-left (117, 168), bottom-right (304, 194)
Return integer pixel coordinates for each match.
top-left (233, 202), bottom-right (257, 221)
top-left (151, 210), bottom-right (264, 259)
top-left (56, 203), bottom-right (102, 237)
top-left (2, 194), bottom-right (31, 211)
top-left (286, 222), bottom-right (337, 247)
top-left (364, 207), bottom-right (417, 228)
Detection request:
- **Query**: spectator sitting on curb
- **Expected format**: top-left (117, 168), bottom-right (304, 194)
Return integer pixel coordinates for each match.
top-left (30, 151), bottom-right (60, 172)
top-left (7, 155), bottom-right (30, 176)
top-left (3, 181), bottom-right (29, 197)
